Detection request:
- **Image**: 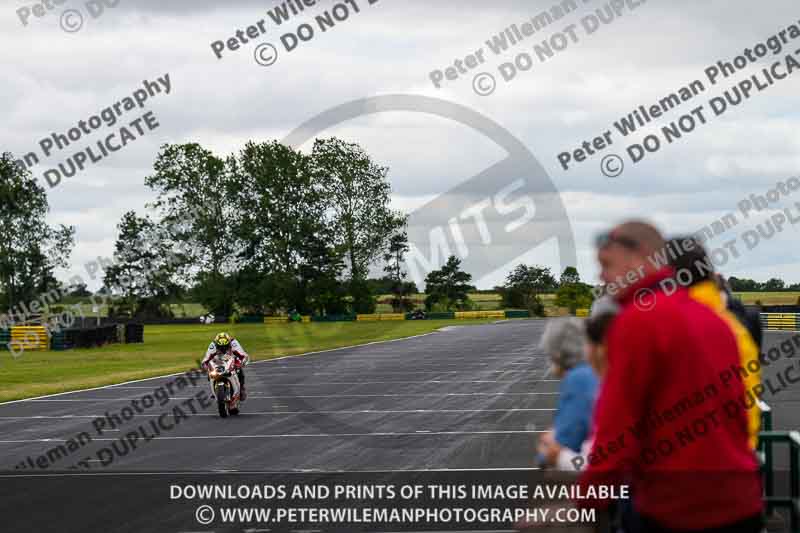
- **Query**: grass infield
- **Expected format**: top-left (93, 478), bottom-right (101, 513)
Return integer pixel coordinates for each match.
top-left (0, 319), bottom-right (499, 404)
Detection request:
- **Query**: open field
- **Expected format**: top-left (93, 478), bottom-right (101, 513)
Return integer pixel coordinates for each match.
top-left (734, 292), bottom-right (800, 305)
top-left (0, 319), bottom-right (499, 403)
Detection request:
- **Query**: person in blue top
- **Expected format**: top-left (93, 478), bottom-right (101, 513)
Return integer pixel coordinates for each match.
top-left (536, 317), bottom-right (599, 466)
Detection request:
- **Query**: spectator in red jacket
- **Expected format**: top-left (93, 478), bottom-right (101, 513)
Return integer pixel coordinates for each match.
top-left (579, 221), bottom-right (763, 532)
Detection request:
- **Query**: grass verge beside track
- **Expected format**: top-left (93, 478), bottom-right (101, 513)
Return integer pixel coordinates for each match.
top-left (0, 319), bottom-right (498, 403)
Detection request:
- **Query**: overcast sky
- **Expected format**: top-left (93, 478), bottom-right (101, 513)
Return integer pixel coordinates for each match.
top-left (3, 0), bottom-right (800, 289)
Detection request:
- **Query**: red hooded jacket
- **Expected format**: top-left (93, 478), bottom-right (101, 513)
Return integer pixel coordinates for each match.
top-left (578, 268), bottom-right (762, 529)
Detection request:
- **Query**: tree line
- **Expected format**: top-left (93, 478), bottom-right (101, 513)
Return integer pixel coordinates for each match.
top-left (727, 276), bottom-right (800, 292)
top-left (103, 139), bottom-right (409, 317)
top-left (0, 142), bottom-right (602, 320)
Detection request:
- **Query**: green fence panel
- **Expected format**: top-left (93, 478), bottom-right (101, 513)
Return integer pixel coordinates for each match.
top-left (50, 331), bottom-right (71, 351)
top-left (0, 330), bottom-right (9, 351)
top-left (238, 315), bottom-right (264, 324)
top-left (504, 310), bottom-right (531, 318)
top-left (424, 312), bottom-right (455, 320)
top-left (758, 431), bottom-right (800, 531)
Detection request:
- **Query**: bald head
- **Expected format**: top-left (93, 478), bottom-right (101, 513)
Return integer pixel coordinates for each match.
top-left (597, 220), bottom-right (667, 291)
top-left (612, 220), bottom-right (666, 256)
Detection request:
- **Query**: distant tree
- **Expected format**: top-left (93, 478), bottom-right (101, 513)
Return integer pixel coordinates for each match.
top-left (312, 138), bottom-right (406, 311)
top-left (230, 140), bottom-right (330, 313)
top-left (145, 143), bottom-right (234, 314)
top-left (68, 283), bottom-right (92, 298)
top-left (728, 277), bottom-right (752, 292)
top-left (499, 264), bottom-right (557, 316)
top-left (559, 266), bottom-right (581, 286)
top-left (103, 211), bottom-right (187, 318)
top-left (555, 266), bottom-right (594, 315)
top-left (299, 231), bottom-right (348, 316)
top-left (424, 256), bottom-right (474, 311)
top-left (383, 231), bottom-right (414, 312)
top-left (0, 153), bottom-right (74, 313)
top-left (762, 278), bottom-right (786, 291)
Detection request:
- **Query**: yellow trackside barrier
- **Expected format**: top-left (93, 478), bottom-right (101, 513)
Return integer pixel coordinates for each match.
top-left (576, 309), bottom-right (590, 317)
top-left (264, 316), bottom-right (289, 324)
top-left (761, 313), bottom-right (799, 331)
top-left (454, 310), bottom-right (506, 320)
top-left (10, 326), bottom-right (49, 351)
top-left (301, 315), bottom-right (311, 323)
top-left (356, 313), bottom-right (406, 321)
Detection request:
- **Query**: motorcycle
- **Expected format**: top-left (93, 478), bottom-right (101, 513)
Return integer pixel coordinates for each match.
top-left (206, 354), bottom-right (242, 418)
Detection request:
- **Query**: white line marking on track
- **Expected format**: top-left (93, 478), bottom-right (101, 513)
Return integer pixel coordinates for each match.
top-left (0, 467), bottom-right (541, 477)
top-left (232, 379), bottom-right (558, 385)
top-left (0, 429), bottom-right (546, 444)
top-left (0, 408), bottom-right (555, 419)
top-left (16, 391), bottom-right (559, 402)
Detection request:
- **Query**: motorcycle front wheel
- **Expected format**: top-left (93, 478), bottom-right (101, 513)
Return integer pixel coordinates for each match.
top-left (216, 383), bottom-right (229, 418)
top-left (218, 396), bottom-right (228, 418)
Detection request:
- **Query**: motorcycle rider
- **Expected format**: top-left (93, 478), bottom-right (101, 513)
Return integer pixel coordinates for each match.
top-left (201, 332), bottom-right (249, 400)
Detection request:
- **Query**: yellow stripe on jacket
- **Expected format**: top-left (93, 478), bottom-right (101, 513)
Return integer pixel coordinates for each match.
top-left (689, 280), bottom-right (760, 449)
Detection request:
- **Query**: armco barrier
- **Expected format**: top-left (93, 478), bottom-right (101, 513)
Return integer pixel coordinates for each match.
top-left (454, 311), bottom-right (506, 320)
top-left (10, 326), bottom-right (48, 352)
top-left (760, 313), bottom-right (800, 331)
top-left (262, 310), bottom-right (532, 323)
top-left (357, 313), bottom-right (405, 321)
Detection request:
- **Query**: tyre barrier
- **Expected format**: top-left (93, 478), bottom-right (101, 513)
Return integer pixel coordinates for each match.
top-left (49, 324), bottom-right (143, 351)
top-left (760, 313), bottom-right (800, 331)
top-left (124, 323), bottom-right (144, 344)
top-left (0, 329), bottom-right (10, 350)
top-left (9, 326), bottom-right (48, 352)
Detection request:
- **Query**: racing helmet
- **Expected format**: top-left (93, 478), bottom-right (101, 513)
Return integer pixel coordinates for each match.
top-left (213, 332), bottom-right (233, 352)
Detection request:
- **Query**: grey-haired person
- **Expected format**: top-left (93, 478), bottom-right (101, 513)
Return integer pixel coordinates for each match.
top-left (536, 317), bottom-right (599, 468)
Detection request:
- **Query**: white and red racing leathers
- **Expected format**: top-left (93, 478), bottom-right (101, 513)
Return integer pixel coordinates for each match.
top-left (201, 338), bottom-right (250, 370)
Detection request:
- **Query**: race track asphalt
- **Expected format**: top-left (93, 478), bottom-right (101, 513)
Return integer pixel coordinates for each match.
top-left (0, 320), bottom-right (557, 532)
top-left (0, 321), bottom-right (796, 533)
